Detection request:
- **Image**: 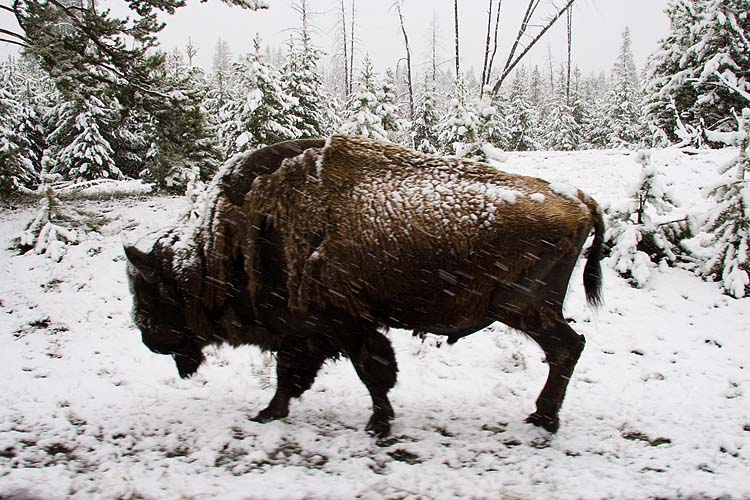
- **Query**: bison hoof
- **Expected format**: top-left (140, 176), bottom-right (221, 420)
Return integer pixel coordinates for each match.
top-left (366, 415), bottom-right (393, 438)
top-left (252, 407), bottom-right (288, 424)
top-left (525, 412), bottom-right (560, 433)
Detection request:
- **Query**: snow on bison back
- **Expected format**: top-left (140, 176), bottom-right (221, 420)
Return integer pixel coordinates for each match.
top-left (125, 135), bottom-right (605, 437)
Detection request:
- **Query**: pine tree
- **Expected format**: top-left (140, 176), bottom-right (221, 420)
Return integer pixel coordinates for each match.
top-left (644, 0), bottom-right (749, 144)
top-left (0, 61), bottom-right (36, 191)
top-left (339, 54), bottom-right (388, 140)
top-left (221, 35), bottom-right (300, 155)
top-left (47, 95), bottom-right (121, 182)
top-left (506, 66), bottom-right (538, 151)
top-left (606, 27), bottom-right (647, 148)
top-left (142, 53), bottom-right (221, 192)
top-left (411, 76), bottom-right (440, 153)
top-left (543, 66), bottom-right (580, 151)
top-left (437, 78), bottom-right (481, 156)
top-left (703, 109), bottom-right (750, 298)
top-left (580, 71), bottom-right (612, 149)
top-left (377, 69), bottom-right (403, 140)
top-left (606, 150), bottom-right (680, 287)
top-left (283, 36), bottom-right (330, 139)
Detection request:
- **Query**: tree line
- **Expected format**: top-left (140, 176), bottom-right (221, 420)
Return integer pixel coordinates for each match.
top-left (0, 0), bottom-right (747, 195)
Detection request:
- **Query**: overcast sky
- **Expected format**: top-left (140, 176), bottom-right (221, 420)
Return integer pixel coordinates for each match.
top-left (1, 0), bottom-right (671, 82)
top-left (155, 0), bottom-right (670, 79)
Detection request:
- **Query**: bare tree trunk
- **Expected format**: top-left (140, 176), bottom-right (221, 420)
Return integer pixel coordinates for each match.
top-left (350, 0), bottom-right (356, 95)
top-left (490, 0), bottom-right (576, 95)
top-left (454, 0), bottom-right (460, 81)
top-left (395, 1), bottom-right (414, 119)
top-left (340, 0), bottom-right (349, 98)
top-left (566, 8), bottom-right (572, 105)
top-left (480, 0), bottom-right (493, 98)
top-left (547, 42), bottom-right (554, 90)
top-left (185, 37), bottom-right (198, 67)
top-left (430, 11), bottom-right (438, 85)
top-left (486, 0), bottom-right (503, 87)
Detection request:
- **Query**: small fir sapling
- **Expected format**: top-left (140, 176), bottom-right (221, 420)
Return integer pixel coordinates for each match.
top-left (702, 108), bottom-right (750, 298)
top-left (606, 150), bottom-right (680, 287)
top-left (17, 153), bottom-right (79, 261)
top-left (16, 152), bottom-right (107, 261)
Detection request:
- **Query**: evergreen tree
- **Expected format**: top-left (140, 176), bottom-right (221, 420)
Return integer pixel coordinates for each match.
top-left (703, 109), bottom-right (750, 298)
top-left (47, 95), bottom-right (122, 182)
top-left (283, 36), bottom-right (330, 139)
top-left (377, 69), bottom-right (403, 140)
top-left (506, 66), bottom-right (538, 151)
top-left (543, 66), bottom-right (580, 151)
top-left (339, 55), bottom-right (388, 140)
top-left (220, 35), bottom-right (300, 155)
top-left (606, 27), bottom-right (647, 148)
top-left (0, 61), bottom-right (36, 191)
top-left (644, 0), bottom-right (749, 144)
top-left (606, 150), bottom-right (680, 287)
top-left (437, 78), bottom-right (481, 156)
top-left (411, 76), bottom-right (441, 153)
top-left (581, 72), bottom-right (612, 149)
top-left (142, 53), bottom-right (221, 191)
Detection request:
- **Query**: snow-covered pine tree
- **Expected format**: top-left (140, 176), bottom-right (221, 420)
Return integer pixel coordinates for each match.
top-left (645, 0), bottom-right (749, 144)
top-left (47, 95), bottom-right (122, 182)
top-left (606, 27), bottom-right (648, 148)
top-left (437, 78), bottom-right (481, 156)
top-left (580, 71), bottom-right (612, 149)
top-left (143, 52), bottom-right (222, 192)
top-left (219, 35), bottom-right (300, 155)
top-left (543, 66), bottom-right (580, 151)
top-left (377, 69), bottom-right (404, 141)
top-left (606, 150), bottom-right (680, 287)
top-left (282, 35), bottom-right (330, 139)
top-left (339, 54), bottom-right (389, 140)
top-left (506, 66), bottom-right (538, 151)
top-left (703, 109), bottom-right (750, 298)
top-left (0, 61), bottom-right (36, 192)
top-left (411, 75), bottom-right (441, 153)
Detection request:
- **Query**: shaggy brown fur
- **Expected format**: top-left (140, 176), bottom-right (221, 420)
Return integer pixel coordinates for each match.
top-left (245, 135), bottom-right (601, 334)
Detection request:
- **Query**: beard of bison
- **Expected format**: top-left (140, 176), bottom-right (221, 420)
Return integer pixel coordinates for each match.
top-left (125, 245), bottom-right (205, 379)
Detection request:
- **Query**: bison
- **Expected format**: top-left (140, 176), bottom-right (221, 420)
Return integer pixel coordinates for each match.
top-left (125, 135), bottom-right (604, 437)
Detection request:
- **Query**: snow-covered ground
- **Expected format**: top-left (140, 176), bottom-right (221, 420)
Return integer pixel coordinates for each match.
top-left (1, 148), bottom-right (749, 500)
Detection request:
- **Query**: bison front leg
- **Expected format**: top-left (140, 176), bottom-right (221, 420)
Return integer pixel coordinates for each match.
top-left (525, 321), bottom-right (586, 433)
top-left (252, 341), bottom-right (327, 423)
top-left (344, 330), bottom-right (398, 438)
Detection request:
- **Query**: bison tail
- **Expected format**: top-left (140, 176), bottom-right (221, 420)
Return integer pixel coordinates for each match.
top-left (583, 200), bottom-right (605, 307)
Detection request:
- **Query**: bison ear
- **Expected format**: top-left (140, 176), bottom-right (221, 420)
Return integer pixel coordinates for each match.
top-left (124, 245), bottom-right (158, 283)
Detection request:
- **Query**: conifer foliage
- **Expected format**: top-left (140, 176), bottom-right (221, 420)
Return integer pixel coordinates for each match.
top-left (606, 150), bottom-right (680, 287)
top-left (340, 55), bottom-right (389, 140)
top-left (703, 109), bottom-right (750, 298)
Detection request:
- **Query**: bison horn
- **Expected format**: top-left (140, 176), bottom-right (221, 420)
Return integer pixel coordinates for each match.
top-left (124, 245), bottom-right (157, 283)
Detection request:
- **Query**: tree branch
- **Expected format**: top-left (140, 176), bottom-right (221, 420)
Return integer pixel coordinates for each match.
top-left (491, 0), bottom-right (575, 95)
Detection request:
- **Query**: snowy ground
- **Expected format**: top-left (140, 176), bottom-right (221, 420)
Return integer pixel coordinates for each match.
top-left (1, 148), bottom-right (749, 500)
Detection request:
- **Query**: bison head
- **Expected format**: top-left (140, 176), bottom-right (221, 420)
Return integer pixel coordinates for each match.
top-left (124, 244), bottom-right (205, 378)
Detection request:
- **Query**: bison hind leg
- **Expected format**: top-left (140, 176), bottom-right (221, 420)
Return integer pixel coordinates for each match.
top-left (523, 317), bottom-right (586, 433)
top-left (343, 328), bottom-right (398, 437)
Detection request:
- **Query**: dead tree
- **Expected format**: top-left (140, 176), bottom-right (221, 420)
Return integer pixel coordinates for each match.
top-left (453, 0), bottom-right (460, 80)
top-left (485, 0), bottom-right (503, 88)
top-left (394, 1), bottom-right (414, 119)
top-left (490, 0), bottom-right (577, 95)
top-left (350, 0), bottom-right (356, 94)
top-left (339, 0), bottom-right (350, 97)
top-left (566, 8), bottom-right (572, 105)
top-left (480, 0), bottom-right (493, 97)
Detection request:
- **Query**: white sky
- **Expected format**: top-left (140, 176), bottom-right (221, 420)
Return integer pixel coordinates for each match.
top-left (0, 0), bottom-right (671, 82)
top-left (156, 0), bottom-right (670, 79)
